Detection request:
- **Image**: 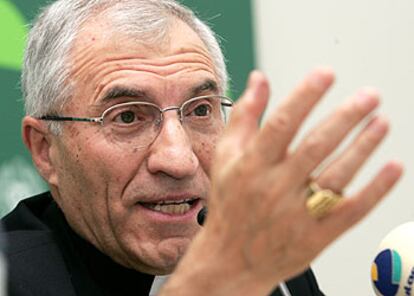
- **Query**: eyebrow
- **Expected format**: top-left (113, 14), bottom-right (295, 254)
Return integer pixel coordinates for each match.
top-left (99, 79), bottom-right (219, 104)
top-left (188, 79), bottom-right (219, 98)
top-left (100, 86), bottom-right (147, 102)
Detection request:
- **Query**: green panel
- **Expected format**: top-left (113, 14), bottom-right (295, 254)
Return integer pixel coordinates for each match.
top-left (0, 67), bottom-right (47, 213)
top-left (0, 69), bottom-right (26, 160)
top-left (0, 0), bottom-right (27, 70)
top-left (0, 0), bottom-right (49, 215)
top-left (182, 0), bottom-right (256, 99)
top-left (13, 0), bottom-right (49, 22)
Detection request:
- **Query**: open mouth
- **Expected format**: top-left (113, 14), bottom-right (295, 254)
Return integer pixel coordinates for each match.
top-left (139, 198), bottom-right (200, 215)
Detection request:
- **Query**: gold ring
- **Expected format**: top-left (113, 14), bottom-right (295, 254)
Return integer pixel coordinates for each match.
top-left (306, 182), bottom-right (342, 219)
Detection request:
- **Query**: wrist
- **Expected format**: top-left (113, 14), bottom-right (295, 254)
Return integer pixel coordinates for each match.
top-left (159, 229), bottom-right (279, 296)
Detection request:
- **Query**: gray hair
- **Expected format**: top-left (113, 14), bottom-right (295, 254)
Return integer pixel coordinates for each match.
top-left (22, 0), bottom-right (228, 132)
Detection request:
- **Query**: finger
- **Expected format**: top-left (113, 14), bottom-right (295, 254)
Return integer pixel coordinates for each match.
top-left (227, 70), bottom-right (270, 134)
top-left (217, 71), bottom-right (270, 160)
top-left (289, 87), bottom-right (380, 181)
top-left (319, 160), bottom-right (403, 243)
top-left (316, 116), bottom-right (389, 193)
top-left (254, 67), bottom-right (334, 165)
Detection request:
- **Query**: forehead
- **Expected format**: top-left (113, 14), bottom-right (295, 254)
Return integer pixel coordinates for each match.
top-left (68, 17), bottom-right (218, 108)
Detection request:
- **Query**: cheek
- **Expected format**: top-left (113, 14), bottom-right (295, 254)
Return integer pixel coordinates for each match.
top-left (56, 128), bottom-right (145, 205)
top-left (54, 133), bottom-right (150, 244)
top-left (53, 143), bottom-right (104, 208)
top-left (79, 131), bottom-right (144, 180)
top-left (194, 136), bottom-right (219, 176)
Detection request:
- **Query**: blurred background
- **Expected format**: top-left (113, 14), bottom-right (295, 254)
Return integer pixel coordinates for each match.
top-left (1, 0), bottom-right (413, 295)
top-left (254, 1), bottom-right (414, 295)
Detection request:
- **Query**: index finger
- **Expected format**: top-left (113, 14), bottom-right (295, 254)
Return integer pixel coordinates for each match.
top-left (254, 67), bottom-right (335, 165)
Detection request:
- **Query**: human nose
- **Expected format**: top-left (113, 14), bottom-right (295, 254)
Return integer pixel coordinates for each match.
top-left (146, 114), bottom-right (199, 179)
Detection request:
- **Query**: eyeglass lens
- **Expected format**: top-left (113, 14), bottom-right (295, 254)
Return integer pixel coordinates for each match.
top-left (101, 96), bottom-right (232, 149)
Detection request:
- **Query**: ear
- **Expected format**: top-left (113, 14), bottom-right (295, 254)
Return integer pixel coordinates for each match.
top-left (22, 116), bottom-right (58, 186)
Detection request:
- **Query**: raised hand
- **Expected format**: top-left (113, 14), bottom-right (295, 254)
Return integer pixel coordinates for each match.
top-left (161, 68), bottom-right (403, 296)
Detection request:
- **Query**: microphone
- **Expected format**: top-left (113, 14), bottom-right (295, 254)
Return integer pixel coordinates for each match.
top-left (197, 207), bottom-right (208, 226)
top-left (371, 222), bottom-right (414, 296)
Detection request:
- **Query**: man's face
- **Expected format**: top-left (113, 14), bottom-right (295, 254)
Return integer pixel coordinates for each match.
top-left (47, 18), bottom-right (222, 274)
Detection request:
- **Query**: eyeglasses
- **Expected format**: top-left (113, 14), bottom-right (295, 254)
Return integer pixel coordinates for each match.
top-left (39, 95), bottom-right (233, 149)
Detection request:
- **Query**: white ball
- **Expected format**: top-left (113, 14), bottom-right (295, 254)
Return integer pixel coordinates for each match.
top-left (371, 222), bottom-right (414, 296)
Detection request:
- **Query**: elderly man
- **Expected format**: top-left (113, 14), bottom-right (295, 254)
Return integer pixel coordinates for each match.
top-left (1, 0), bottom-right (402, 295)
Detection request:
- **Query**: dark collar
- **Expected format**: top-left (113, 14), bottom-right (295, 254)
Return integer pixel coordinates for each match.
top-left (40, 192), bottom-right (155, 296)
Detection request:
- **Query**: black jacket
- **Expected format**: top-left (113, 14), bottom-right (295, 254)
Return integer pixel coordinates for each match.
top-left (1, 192), bottom-right (324, 295)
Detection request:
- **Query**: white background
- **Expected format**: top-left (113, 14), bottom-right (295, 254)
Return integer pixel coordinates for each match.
top-left (252, 0), bottom-right (414, 295)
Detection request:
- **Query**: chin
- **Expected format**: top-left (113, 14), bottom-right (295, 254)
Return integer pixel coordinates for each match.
top-left (131, 254), bottom-right (182, 275)
top-left (128, 237), bottom-right (192, 275)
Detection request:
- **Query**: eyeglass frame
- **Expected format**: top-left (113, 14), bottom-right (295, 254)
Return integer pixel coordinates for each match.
top-left (38, 94), bottom-right (233, 127)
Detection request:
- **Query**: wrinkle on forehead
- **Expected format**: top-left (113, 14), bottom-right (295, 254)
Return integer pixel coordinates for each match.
top-left (71, 18), bottom-right (214, 77)
top-left (68, 18), bottom-right (218, 107)
top-left (70, 34), bottom-right (213, 78)
top-left (74, 50), bottom-right (214, 83)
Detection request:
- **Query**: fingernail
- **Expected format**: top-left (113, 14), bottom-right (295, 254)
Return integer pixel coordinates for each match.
top-left (248, 70), bottom-right (265, 88)
top-left (385, 160), bottom-right (404, 179)
top-left (355, 88), bottom-right (379, 110)
top-left (247, 71), bottom-right (258, 88)
top-left (247, 71), bottom-right (268, 102)
top-left (309, 67), bottom-right (334, 90)
top-left (369, 117), bottom-right (388, 135)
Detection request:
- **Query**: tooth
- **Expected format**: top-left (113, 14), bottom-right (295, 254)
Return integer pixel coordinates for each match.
top-left (163, 203), bottom-right (190, 214)
top-left (154, 204), bottom-right (162, 211)
top-left (165, 205), bottom-right (174, 212)
top-left (181, 204), bottom-right (190, 214)
top-left (143, 201), bottom-right (193, 214)
top-left (171, 205), bottom-right (178, 213)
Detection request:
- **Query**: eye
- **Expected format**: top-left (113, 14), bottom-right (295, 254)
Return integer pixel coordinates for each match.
top-left (113, 109), bottom-right (145, 124)
top-left (185, 99), bottom-right (214, 118)
top-left (119, 111), bottom-right (136, 124)
top-left (193, 104), bottom-right (211, 116)
top-left (106, 103), bottom-right (156, 126)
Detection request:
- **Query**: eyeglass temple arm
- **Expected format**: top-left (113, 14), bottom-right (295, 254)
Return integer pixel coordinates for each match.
top-left (38, 115), bottom-right (102, 123)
